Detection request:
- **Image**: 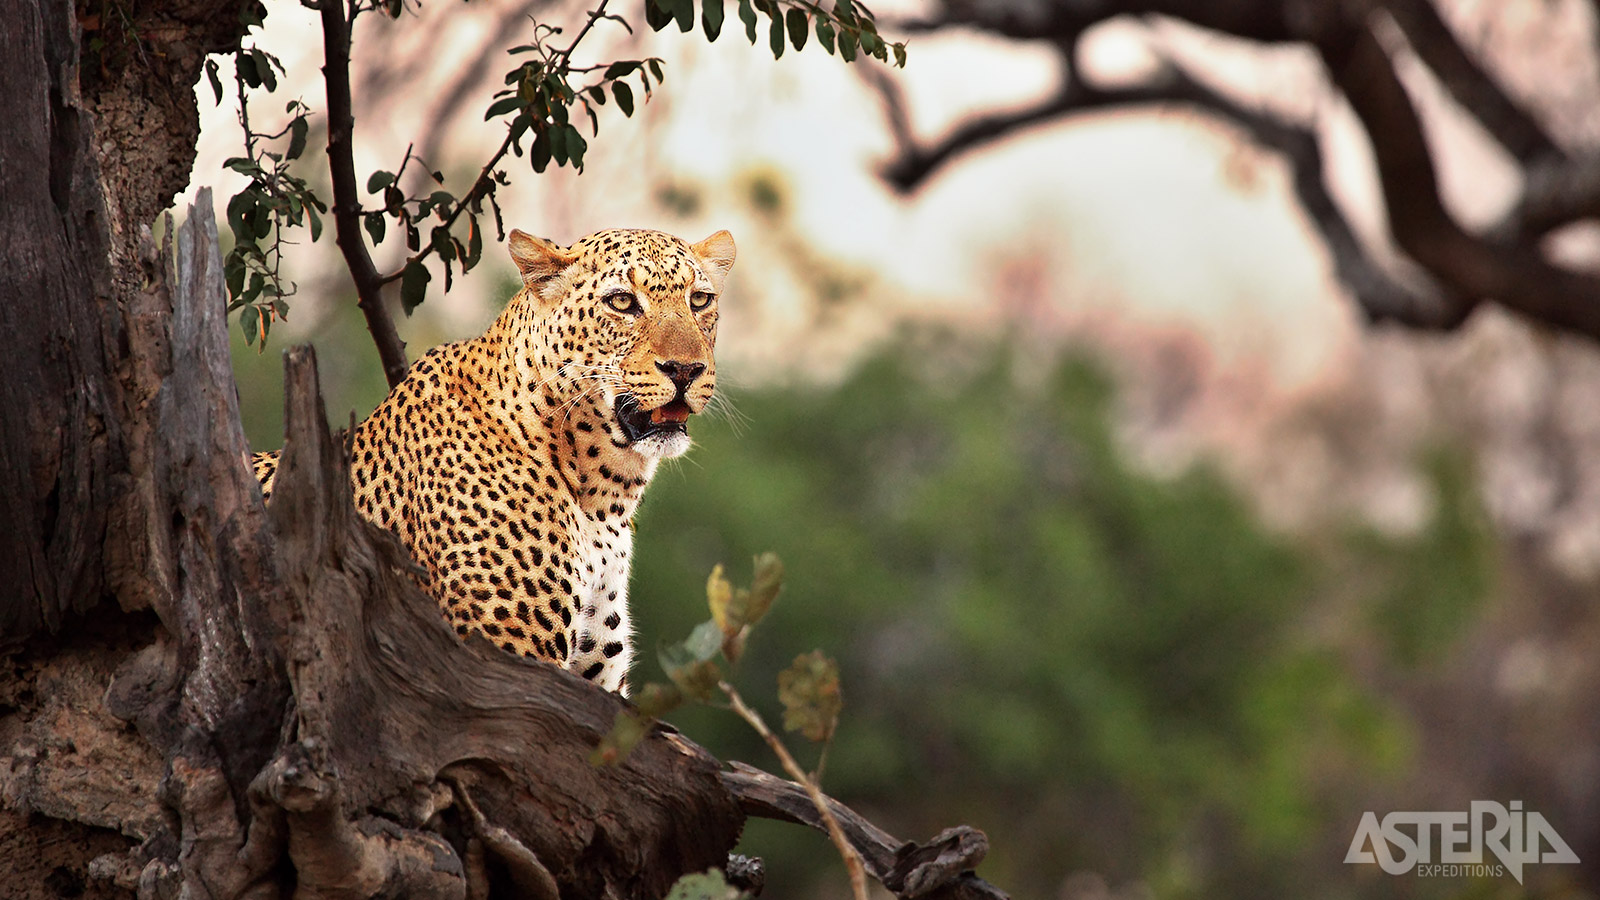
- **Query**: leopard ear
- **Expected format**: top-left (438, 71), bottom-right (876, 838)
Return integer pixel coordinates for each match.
top-left (690, 230), bottom-right (736, 294)
top-left (508, 230), bottom-right (577, 289)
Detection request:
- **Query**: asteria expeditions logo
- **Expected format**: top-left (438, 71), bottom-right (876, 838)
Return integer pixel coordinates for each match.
top-left (1345, 801), bottom-right (1579, 884)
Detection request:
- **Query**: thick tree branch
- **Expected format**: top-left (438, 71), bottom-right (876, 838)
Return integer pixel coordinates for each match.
top-left (895, 0), bottom-right (1295, 44)
top-left (1496, 153), bottom-right (1600, 238)
top-left (1380, 0), bottom-right (1564, 166)
top-left (875, 1), bottom-right (1600, 342)
top-left (873, 51), bottom-right (1464, 330)
top-left (723, 763), bottom-right (1005, 900)
top-left (322, 0), bottom-right (410, 388)
top-left (1321, 20), bottom-right (1600, 341)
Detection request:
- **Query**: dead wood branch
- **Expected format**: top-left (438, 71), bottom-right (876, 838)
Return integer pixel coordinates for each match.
top-left (874, 0), bottom-right (1600, 344)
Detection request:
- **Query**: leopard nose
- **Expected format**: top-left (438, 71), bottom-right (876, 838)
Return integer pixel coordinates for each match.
top-left (655, 359), bottom-right (706, 391)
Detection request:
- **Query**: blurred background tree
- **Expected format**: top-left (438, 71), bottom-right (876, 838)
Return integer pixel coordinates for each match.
top-left (212, 0), bottom-right (1600, 898)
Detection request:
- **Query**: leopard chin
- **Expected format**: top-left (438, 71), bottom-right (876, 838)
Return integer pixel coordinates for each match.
top-left (613, 394), bottom-right (695, 458)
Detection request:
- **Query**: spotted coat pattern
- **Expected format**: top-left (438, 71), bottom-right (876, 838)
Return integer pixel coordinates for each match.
top-left (252, 227), bottom-right (735, 694)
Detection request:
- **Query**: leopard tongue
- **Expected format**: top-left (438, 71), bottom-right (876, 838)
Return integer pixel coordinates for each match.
top-left (650, 404), bottom-right (691, 424)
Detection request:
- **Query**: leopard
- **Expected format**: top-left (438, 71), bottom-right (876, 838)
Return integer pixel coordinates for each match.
top-left (252, 226), bottom-right (735, 695)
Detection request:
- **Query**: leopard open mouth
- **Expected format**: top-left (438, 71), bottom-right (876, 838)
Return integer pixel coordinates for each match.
top-left (614, 393), bottom-right (693, 444)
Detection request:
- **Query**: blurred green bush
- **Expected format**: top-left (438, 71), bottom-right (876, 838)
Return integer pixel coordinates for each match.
top-left (236, 323), bottom-right (1502, 900)
top-left (628, 331), bottom-right (1492, 900)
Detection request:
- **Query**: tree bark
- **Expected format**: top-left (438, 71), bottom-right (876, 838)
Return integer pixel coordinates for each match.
top-left (0, 3), bottom-right (1005, 896)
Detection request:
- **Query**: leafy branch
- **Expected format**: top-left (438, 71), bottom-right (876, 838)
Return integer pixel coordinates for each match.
top-left (214, 22), bottom-right (324, 350)
top-left (595, 554), bottom-right (867, 900)
top-left (214, 0), bottom-right (906, 380)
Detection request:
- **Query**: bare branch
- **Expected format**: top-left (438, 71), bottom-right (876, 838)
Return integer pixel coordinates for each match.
top-left (720, 681), bottom-right (870, 900)
top-left (872, 50), bottom-right (1463, 330)
top-left (723, 762), bottom-right (1006, 900)
top-left (1496, 153), bottom-right (1600, 238)
top-left (320, 0), bottom-right (410, 388)
top-left (1381, 0), bottom-right (1564, 166)
top-left (1321, 18), bottom-right (1600, 341)
top-left (894, 0), bottom-right (1295, 43)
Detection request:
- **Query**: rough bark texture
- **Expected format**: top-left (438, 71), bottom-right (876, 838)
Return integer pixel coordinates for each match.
top-left (1, 3), bottom-right (1005, 897)
top-left (5, 198), bottom-right (747, 899)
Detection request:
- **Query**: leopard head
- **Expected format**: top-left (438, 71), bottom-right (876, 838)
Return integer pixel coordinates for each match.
top-left (508, 227), bottom-right (735, 460)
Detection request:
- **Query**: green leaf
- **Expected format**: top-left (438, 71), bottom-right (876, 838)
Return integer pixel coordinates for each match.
top-left (465, 215), bottom-right (483, 269)
top-left (427, 190), bottom-right (455, 213)
top-left (484, 95), bottom-right (523, 120)
top-left (225, 253), bottom-right (246, 297)
top-left (777, 650), bottom-right (841, 743)
top-left (205, 58), bottom-right (223, 105)
top-left (685, 620), bottom-right (723, 662)
top-left (366, 170), bottom-right (394, 194)
top-left (859, 28), bottom-right (881, 57)
top-left (672, 0), bottom-right (694, 32)
top-left (565, 125), bottom-right (588, 169)
top-left (815, 18), bottom-right (835, 54)
top-left (785, 8), bottom-right (807, 51)
top-left (613, 81), bottom-right (635, 117)
top-left (768, 7), bottom-right (784, 59)
top-left (241, 304), bottom-right (260, 346)
top-left (432, 226), bottom-right (455, 261)
top-left (664, 869), bottom-right (746, 900)
top-left (745, 552), bottom-right (784, 628)
top-left (648, 59), bottom-right (665, 83)
top-left (738, 0), bottom-right (757, 42)
top-left (838, 27), bottom-right (857, 61)
top-left (306, 204), bottom-right (323, 242)
top-left (226, 192), bottom-right (251, 244)
top-left (659, 635), bottom-right (722, 701)
top-left (591, 710), bottom-right (651, 766)
top-left (236, 52), bottom-right (261, 89)
top-left (645, 0), bottom-right (673, 31)
top-left (286, 115), bottom-right (308, 162)
top-left (707, 564), bottom-right (734, 634)
top-left (400, 259), bottom-right (431, 315)
top-left (530, 129), bottom-right (551, 173)
top-left (604, 60), bottom-right (640, 79)
top-left (364, 212), bottom-right (386, 246)
top-left (550, 124), bottom-right (569, 166)
top-left (702, 0), bottom-right (724, 41)
top-left (632, 682), bottom-right (684, 718)
top-left (893, 41), bottom-right (907, 67)
top-left (252, 49), bottom-right (278, 92)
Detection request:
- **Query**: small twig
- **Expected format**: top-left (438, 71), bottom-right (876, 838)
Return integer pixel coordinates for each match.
top-left (320, 0), bottom-right (409, 387)
top-left (378, 0), bottom-right (614, 285)
top-left (553, 0), bottom-right (611, 68)
top-left (720, 680), bottom-right (869, 900)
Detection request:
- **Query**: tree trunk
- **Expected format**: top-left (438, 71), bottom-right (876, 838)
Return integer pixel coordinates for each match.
top-left (0, 3), bottom-right (1006, 897)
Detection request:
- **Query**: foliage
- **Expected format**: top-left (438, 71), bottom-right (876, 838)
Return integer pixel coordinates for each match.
top-left (597, 553), bottom-right (869, 898)
top-left (625, 332), bottom-right (1492, 899)
top-left (664, 869), bottom-right (748, 900)
top-left (208, 0), bottom-right (906, 348)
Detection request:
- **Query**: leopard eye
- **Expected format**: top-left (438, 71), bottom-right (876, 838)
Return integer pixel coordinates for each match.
top-left (604, 290), bottom-right (641, 315)
top-left (690, 290), bottom-right (716, 311)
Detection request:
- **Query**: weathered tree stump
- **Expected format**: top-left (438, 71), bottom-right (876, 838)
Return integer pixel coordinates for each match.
top-left (2, 195), bottom-right (1006, 899)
